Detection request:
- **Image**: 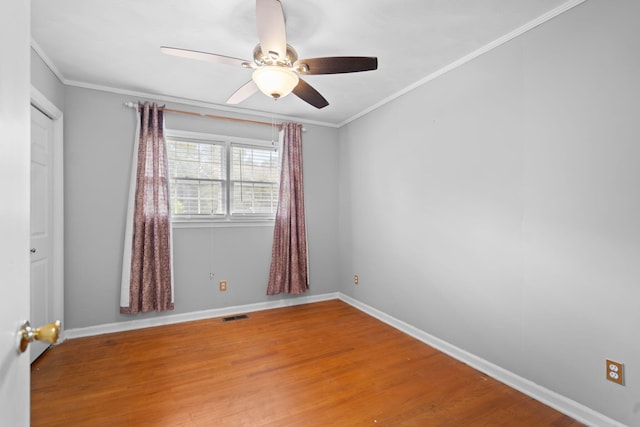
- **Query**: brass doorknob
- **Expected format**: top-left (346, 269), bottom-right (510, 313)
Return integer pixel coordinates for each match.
top-left (18, 320), bottom-right (61, 353)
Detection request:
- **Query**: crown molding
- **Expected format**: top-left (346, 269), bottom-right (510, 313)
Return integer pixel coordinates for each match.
top-left (338, 0), bottom-right (587, 127)
top-left (30, 38), bottom-right (65, 83)
top-left (31, 0), bottom-right (586, 130)
top-left (65, 79), bottom-right (340, 128)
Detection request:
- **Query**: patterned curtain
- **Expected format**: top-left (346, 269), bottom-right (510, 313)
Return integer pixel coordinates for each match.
top-left (267, 122), bottom-right (309, 295)
top-left (120, 102), bottom-right (174, 314)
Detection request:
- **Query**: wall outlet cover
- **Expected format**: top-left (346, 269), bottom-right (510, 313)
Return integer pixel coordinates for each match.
top-left (606, 359), bottom-right (624, 385)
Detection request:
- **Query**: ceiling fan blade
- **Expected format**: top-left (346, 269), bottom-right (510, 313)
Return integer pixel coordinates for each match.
top-left (161, 46), bottom-right (251, 68)
top-left (292, 78), bottom-right (329, 109)
top-left (294, 57), bottom-right (378, 75)
top-left (255, 0), bottom-right (287, 60)
top-left (226, 80), bottom-right (259, 104)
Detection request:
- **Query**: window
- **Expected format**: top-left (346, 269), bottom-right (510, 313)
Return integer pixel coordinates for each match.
top-left (231, 144), bottom-right (280, 216)
top-left (166, 131), bottom-right (280, 222)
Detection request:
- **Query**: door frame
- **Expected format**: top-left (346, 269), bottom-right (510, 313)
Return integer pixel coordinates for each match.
top-left (30, 86), bottom-right (64, 342)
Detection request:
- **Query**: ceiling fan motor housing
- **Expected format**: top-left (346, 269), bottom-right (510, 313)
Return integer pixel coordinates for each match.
top-left (253, 43), bottom-right (298, 67)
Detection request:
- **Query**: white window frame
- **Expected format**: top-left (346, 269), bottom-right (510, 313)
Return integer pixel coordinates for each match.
top-left (165, 129), bottom-right (280, 227)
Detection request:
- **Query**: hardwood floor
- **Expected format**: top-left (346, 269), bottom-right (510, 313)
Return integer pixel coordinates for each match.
top-left (31, 300), bottom-right (583, 426)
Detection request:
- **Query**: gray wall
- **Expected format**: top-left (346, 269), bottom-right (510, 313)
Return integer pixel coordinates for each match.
top-left (338, 1), bottom-right (639, 425)
top-left (63, 86), bottom-right (340, 329)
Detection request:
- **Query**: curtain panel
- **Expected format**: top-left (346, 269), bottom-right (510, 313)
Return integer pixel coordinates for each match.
top-left (267, 122), bottom-right (309, 295)
top-left (120, 102), bottom-right (174, 314)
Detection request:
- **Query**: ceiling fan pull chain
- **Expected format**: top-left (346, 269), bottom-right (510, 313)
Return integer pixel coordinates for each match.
top-left (271, 111), bottom-right (277, 147)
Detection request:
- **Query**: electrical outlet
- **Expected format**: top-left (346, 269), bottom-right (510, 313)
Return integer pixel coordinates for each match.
top-left (606, 359), bottom-right (624, 385)
top-left (354, 275), bottom-right (359, 285)
top-left (219, 280), bottom-right (227, 291)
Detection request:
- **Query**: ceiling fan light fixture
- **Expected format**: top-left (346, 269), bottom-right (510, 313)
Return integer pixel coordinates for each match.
top-left (252, 66), bottom-right (299, 99)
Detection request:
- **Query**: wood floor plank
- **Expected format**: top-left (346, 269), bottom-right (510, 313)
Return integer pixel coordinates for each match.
top-left (31, 300), bottom-right (583, 426)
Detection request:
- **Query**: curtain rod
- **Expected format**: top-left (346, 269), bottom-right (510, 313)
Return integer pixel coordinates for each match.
top-left (123, 101), bottom-right (285, 129)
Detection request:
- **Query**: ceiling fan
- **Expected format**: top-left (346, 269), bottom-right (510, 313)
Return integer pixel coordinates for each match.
top-left (161, 0), bottom-right (378, 109)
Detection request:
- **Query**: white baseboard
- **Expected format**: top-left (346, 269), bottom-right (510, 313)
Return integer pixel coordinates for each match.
top-left (62, 291), bottom-right (623, 427)
top-left (337, 293), bottom-right (625, 427)
top-left (64, 292), bottom-right (339, 340)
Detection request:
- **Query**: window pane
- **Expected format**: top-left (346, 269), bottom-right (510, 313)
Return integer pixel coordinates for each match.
top-left (167, 140), bottom-right (225, 181)
top-left (170, 179), bottom-right (225, 216)
top-left (231, 146), bottom-right (280, 182)
top-left (231, 182), bottom-right (279, 214)
top-left (167, 138), bottom-right (226, 218)
top-left (231, 144), bottom-right (280, 216)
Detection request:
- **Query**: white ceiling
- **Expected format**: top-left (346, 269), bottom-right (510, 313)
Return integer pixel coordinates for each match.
top-left (31, 0), bottom-right (575, 126)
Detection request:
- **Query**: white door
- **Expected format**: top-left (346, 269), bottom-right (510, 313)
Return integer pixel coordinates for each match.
top-left (30, 106), bottom-right (55, 362)
top-left (0, 1), bottom-right (31, 424)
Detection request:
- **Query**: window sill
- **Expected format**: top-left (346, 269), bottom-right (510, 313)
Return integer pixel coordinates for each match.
top-left (171, 219), bottom-right (275, 229)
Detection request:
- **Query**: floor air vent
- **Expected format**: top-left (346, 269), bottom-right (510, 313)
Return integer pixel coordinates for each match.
top-left (222, 314), bottom-right (249, 322)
